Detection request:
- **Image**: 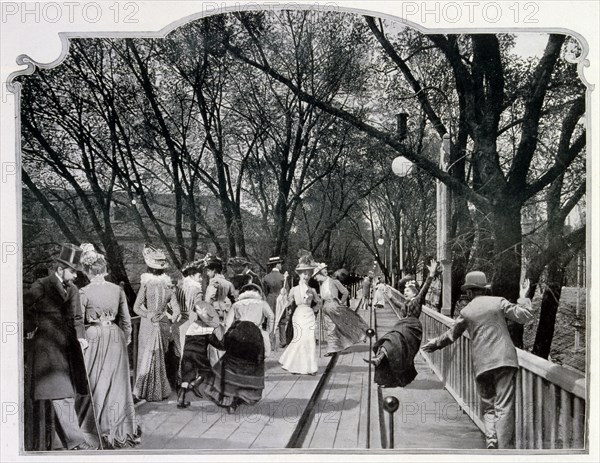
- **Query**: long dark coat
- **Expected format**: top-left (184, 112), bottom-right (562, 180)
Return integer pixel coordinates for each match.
top-left (24, 274), bottom-right (88, 400)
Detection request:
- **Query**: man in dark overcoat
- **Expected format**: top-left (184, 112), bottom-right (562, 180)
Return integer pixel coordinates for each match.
top-left (262, 257), bottom-right (288, 348)
top-left (24, 244), bottom-right (95, 450)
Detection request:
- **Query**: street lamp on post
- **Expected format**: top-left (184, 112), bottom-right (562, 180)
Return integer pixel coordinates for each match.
top-left (437, 134), bottom-right (452, 315)
top-left (392, 110), bottom-right (411, 285)
top-left (377, 231), bottom-right (386, 282)
top-left (390, 89), bottom-right (453, 313)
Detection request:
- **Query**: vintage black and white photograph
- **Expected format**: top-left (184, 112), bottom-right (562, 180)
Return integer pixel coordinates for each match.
top-left (0, 0), bottom-right (597, 459)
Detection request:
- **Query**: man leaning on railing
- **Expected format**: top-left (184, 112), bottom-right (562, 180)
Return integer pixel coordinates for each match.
top-left (422, 271), bottom-right (533, 450)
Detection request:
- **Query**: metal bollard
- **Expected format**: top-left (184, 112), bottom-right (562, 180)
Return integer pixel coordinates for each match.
top-left (383, 396), bottom-right (400, 449)
top-left (365, 327), bottom-right (376, 448)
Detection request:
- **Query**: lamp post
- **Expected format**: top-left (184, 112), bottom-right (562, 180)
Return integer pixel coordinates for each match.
top-left (392, 110), bottom-right (412, 286)
top-left (377, 231), bottom-right (385, 283)
top-left (392, 103), bottom-right (452, 314)
top-left (437, 134), bottom-right (452, 315)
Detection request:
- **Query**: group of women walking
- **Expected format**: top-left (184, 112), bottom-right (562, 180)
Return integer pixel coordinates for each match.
top-left (74, 244), bottom-right (372, 448)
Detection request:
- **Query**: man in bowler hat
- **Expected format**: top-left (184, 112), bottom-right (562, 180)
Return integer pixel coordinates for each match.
top-left (24, 244), bottom-right (95, 450)
top-left (422, 271), bottom-right (533, 449)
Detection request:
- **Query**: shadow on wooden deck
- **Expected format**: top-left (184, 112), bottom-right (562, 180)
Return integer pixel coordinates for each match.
top-left (133, 305), bottom-right (485, 451)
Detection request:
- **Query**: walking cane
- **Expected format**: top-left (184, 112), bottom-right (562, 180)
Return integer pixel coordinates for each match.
top-left (80, 342), bottom-right (105, 450)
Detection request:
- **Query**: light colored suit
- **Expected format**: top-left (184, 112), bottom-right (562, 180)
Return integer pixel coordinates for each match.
top-left (429, 295), bottom-right (533, 449)
top-left (433, 296), bottom-right (533, 377)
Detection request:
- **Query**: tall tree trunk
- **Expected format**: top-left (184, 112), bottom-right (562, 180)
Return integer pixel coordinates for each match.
top-left (101, 236), bottom-right (136, 304)
top-left (491, 204), bottom-right (523, 347)
top-left (532, 261), bottom-right (564, 358)
top-left (450, 196), bottom-right (474, 317)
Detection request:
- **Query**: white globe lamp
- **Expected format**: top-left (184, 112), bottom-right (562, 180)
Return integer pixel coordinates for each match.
top-left (392, 156), bottom-right (414, 178)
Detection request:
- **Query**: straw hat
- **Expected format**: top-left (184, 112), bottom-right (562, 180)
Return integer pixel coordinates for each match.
top-left (295, 250), bottom-right (318, 273)
top-left (312, 262), bottom-right (328, 277)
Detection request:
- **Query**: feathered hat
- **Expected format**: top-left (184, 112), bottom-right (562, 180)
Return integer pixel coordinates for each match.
top-left (203, 253), bottom-right (223, 269)
top-left (295, 249), bottom-right (318, 273)
top-left (80, 243), bottom-right (103, 267)
top-left (143, 243), bottom-right (169, 269)
top-left (181, 259), bottom-right (205, 275)
top-left (312, 262), bottom-right (328, 277)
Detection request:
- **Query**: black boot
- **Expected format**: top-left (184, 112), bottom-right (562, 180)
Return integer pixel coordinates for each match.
top-left (363, 350), bottom-right (386, 367)
top-left (190, 375), bottom-right (204, 398)
top-left (177, 386), bottom-right (191, 409)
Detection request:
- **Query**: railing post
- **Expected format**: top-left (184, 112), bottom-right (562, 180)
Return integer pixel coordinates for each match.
top-left (383, 396), bottom-right (400, 449)
top-left (366, 327), bottom-right (376, 449)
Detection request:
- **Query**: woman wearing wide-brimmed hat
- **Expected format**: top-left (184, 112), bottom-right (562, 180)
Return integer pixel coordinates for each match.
top-left (133, 244), bottom-right (181, 402)
top-left (313, 263), bottom-right (369, 357)
top-left (278, 251), bottom-right (321, 375)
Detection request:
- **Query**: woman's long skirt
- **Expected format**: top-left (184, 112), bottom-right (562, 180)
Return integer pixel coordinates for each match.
top-left (80, 323), bottom-right (141, 448)
top-left (322, 301), bottom-right (368, 354)
top-left (202, 321), bottom-right (265, 407)
top-left (133, 318), bottom-right (171, 402)
top-left (279, 304), bottom-right (318, 375)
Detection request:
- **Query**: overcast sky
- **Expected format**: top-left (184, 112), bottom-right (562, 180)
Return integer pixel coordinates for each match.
top-left (512, 33), bottom-right (549, 57)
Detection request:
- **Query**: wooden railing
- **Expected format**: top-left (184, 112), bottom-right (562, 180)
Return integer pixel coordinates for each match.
top-left (420, 306), bottom-right (587, 449)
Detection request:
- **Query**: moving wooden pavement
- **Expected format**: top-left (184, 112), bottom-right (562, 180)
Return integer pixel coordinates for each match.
top-left (134, 300), bottom-right (485, 450)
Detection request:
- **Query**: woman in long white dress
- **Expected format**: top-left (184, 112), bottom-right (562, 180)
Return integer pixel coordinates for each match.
top-left (279, 252), bottom-right (321, 375)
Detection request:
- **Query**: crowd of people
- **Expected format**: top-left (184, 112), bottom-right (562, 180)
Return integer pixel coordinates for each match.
top-left (24, 242), bottom-right (533, 451)
top-left (23, 244), bottom-right (372, 450)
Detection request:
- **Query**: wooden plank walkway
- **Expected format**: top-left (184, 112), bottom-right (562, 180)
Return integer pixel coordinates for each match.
top-left (371, 306), bottom-right (485, 449)
top-left (135, 345), bottom-right (331, 450)
top-left (133, 302), bottom-right (484, 450)
top-left (302, 307), bottom-right (380, 449)
top-left (302, 305), bottom-right (484, 450)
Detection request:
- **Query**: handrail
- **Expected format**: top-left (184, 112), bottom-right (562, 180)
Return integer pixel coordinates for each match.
top-left (421, 306), bottom-right (585, 397)
top-left (420, 305), bottom-right (587, 449)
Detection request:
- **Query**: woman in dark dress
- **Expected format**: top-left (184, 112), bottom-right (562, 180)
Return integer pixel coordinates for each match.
top-left (201, 320), bottom-right (266, 413)
top-left (365, 259), bottom-right (439, 388)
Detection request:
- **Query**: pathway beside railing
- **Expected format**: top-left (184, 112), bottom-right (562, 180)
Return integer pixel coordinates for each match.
top-left (420, 306), bottom-right (586, 450)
